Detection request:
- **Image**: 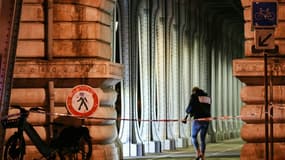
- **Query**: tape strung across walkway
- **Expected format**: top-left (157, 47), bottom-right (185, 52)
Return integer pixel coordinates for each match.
top-left (0, 109), bottom-right (258, 123)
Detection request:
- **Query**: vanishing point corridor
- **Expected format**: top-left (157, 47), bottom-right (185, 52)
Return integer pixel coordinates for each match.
top-left (1, 0), bottom-right (285, 159)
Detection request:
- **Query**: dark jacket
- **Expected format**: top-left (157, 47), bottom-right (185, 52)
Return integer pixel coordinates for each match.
top-left (186, 89), bottom-right (211, 119)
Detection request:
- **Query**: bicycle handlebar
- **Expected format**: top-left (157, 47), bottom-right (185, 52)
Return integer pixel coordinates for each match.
top-left (10, 105), bottom-right (28, 113)
top-left (29, 107), bottom-right (46, 113)
top-left (10, 105), bottom-right (46, 114)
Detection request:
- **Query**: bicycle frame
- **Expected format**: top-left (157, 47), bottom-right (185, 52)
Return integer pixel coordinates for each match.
top-left (2, 105), bottom-right (92, 160)
top-left (3, 106), bottom-right (54, 158)
top-left (21, 120), bottom-right (54, 158)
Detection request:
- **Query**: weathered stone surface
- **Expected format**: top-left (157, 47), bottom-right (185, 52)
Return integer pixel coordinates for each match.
top-left (240, 86), bottom-right (285, 104)
top-left (16, 41), bottom-right (45, 57)
top-left (9, 0), bottom-right (120, 159)
top-left (10, 88), bottom-right (46, 106)
top-left (53, 4), bottom-right (111, 25)
top-left (242, 6), bottom-right (250, 21)
top-left (19, 23), bottom-right (44, 39)
top-left (21, 4), bottom-right (44, 21)
top-left (13, 60), bottom-right (123, 79)
top-left (13, 78), bottom-right (117, 88)
top-left (53, 22), bottom-right (111, 42)
top-left (16, 40), bottom-right (111, 59)
top-left (241, 143), bottom-right (285, 160)
top-left (23, 0), bottom-right (44, 3)
top-left (233, 58), bottom-right (285, 85)
top-left (88, 124), bottom-right (117, 143)
top-left (84, 106), bottom-right (117, 125)
top-left (54, 0), bottom-right (115, 13)
top-left (10, 88), bottom-right (118, 106)
top-left (241, 105), bottom-right (285, 123)
top-left (241, 123), bottom-right (285, 142)
top-left (240, 0), bottom-right (250, 8)
top-left (52, 40), bottom-right (111, 59)
top-left (238, 1), bottom-right (285, 160)
top-left (280, 3), bottom-right (285, 20)
top-left (233, 58), bottom-right (264, 76)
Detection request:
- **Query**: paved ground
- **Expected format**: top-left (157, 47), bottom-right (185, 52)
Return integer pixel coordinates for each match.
top-left (124, 138), bottom-right (243, 160)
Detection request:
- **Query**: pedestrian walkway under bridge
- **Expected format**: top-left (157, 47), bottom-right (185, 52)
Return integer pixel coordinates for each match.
top-left (124, 138), bottom-right (243, 160)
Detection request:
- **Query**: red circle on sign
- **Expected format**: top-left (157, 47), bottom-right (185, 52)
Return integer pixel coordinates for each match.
top-left (66, 85), bottom-right (99, 117)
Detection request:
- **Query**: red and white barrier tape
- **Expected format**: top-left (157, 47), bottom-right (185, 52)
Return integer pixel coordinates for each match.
top-left (0, 110), bottom-right (258, 123)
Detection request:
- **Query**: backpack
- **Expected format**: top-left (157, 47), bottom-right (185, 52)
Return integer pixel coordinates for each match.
top-left (186, 95), bottom-right (211, 119)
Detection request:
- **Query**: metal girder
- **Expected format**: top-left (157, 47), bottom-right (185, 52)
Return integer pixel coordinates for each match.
top-left (199, 2), bottom-right (244, 24)
top-left (200, 0), bottom-right (244, 24)
top-left (0, 0), bottom-right (23, 158)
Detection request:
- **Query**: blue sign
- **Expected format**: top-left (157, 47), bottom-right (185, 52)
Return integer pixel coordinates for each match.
top-left (252, 2), bottom-right (277, 27)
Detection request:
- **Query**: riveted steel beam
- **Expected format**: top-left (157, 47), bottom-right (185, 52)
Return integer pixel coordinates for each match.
top-left (0, 0), bottom-right (23, 157)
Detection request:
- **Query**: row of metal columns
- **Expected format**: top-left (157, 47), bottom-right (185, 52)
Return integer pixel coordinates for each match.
top-left (116, 0), bottom-right (244, 157)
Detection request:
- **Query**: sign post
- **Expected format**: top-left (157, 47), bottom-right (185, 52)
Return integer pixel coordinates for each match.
top-left (66, 85), bottom-right (99, 117)
top-left (252, 1), bottom-right (277, 27)
top-left (252, 1), bottom-right (278, 160)
top-left (254, 29), bottom-right (275, 50)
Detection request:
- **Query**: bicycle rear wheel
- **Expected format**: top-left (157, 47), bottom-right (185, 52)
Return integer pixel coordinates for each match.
top-left (4, 132), bottom-right (25, 160)
top-left (58, 134), bottom-right (92, 160)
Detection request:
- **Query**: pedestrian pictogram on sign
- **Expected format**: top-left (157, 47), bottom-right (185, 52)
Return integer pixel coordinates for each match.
top-left (66, 85), bottom-right (99, 117)
top-left (252, 1), bottom-right (277, 27)
top-left (254, 29), bottom-right (275, 50)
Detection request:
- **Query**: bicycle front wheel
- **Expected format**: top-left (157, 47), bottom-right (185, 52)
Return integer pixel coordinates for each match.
top-left (4, 132), bottom-right (25, 160)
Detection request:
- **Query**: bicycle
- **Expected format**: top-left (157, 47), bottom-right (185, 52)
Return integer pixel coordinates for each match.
top-left (1, 105), bottom-right (92, 160)
top-left (254, 8), bottom-right (275, 21)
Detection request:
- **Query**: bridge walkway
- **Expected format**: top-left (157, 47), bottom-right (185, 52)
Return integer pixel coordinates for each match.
top-left (124, 138), bottom-right (243, 160)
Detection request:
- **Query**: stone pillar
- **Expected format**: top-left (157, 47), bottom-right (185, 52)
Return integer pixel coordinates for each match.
top-left (234, 0), bottom-right (285, 159)
top-left (8, 0), bottom-right (123, 159)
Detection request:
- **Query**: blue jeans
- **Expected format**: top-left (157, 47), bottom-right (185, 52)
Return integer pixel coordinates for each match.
top-left (191, 120), bottom-right (209, 154)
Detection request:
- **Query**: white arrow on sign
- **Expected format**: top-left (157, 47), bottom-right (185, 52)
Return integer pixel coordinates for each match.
top-left (254, 29), bottom-right (275, 50)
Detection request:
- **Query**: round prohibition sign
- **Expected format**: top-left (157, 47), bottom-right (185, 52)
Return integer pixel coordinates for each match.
top-left (66, 85), bottom-right (99, 117)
